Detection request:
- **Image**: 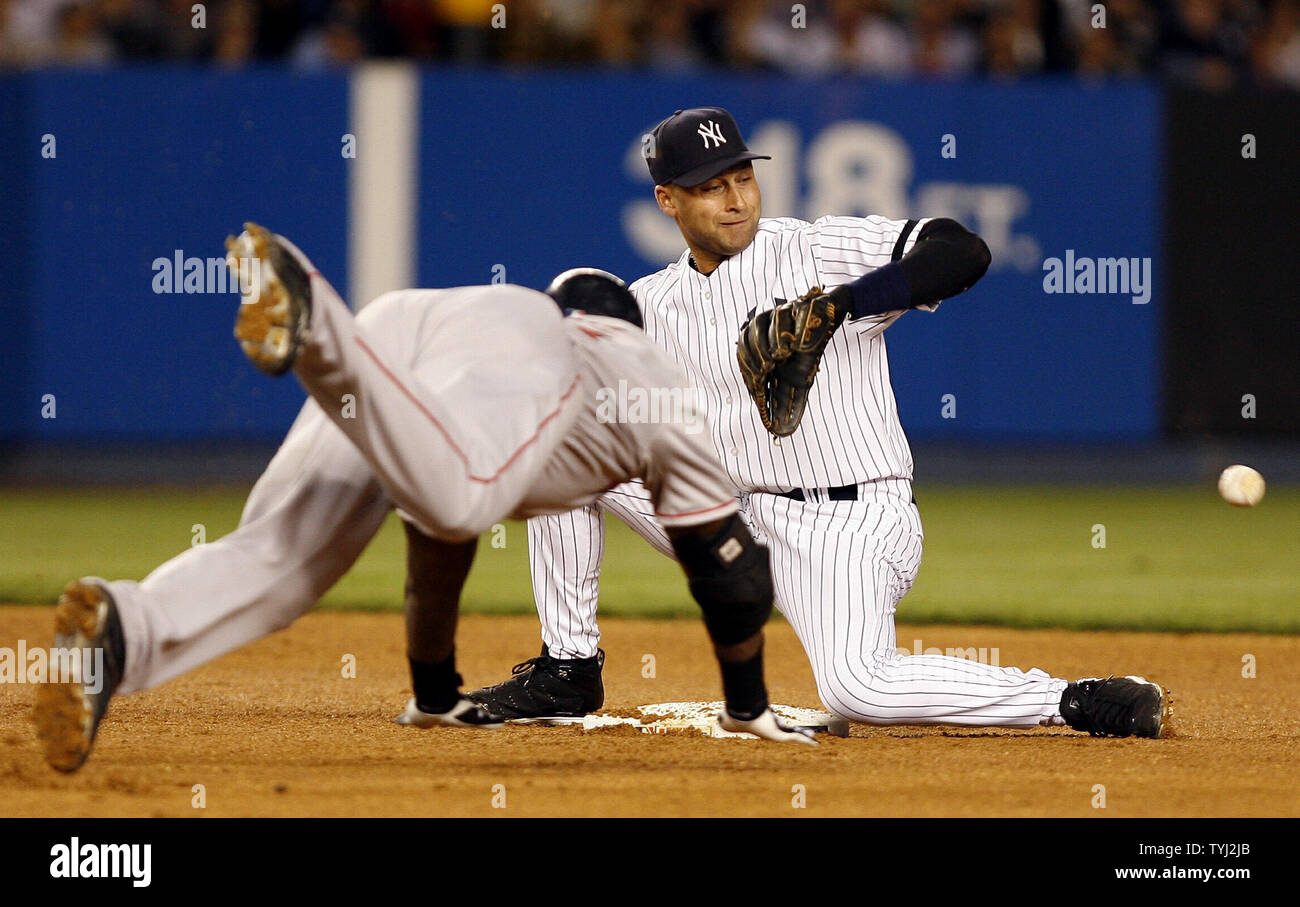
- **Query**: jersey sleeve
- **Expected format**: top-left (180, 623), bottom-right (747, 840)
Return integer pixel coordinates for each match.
top-left (806, 214), bottom-right (928, 282)
top-left (805, 215), bottom-right (937, 340)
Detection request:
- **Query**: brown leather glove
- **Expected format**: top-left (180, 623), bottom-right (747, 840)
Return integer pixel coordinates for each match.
top-left (736, 286), bottom-right (849, 437)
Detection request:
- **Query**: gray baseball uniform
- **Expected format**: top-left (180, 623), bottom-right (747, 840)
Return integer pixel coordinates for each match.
top-left (104, 246), bottom-right (736, 695)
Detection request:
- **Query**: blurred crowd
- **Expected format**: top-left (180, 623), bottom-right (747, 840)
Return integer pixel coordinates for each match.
top-left (1, 0), bottom-right (1298, 87)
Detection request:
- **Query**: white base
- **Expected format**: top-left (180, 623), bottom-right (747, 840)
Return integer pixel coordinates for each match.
top-left (527, 702), bottom-right (851, 739)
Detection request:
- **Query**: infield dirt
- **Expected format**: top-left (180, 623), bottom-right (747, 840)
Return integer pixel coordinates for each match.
top-left (1, 608), bottom-right (1295, 817)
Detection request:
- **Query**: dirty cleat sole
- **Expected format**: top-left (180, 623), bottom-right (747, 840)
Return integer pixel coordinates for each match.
top-left (34, 580), bottom-right (124, 773)
top-left (225, 222), bottom-right (312, 376)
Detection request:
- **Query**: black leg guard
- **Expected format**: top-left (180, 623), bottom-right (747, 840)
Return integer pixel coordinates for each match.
top-left (670, 513), bottom-right (774, 647)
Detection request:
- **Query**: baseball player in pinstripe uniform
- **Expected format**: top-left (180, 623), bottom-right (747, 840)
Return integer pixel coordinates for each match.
top-left (34, 224), bottom-right (818, 773)
top-left (468, 107), bottom-right (1169, 740)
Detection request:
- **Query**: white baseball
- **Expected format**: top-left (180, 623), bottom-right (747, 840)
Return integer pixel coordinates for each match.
top-left (1218, 465), bottom-right (1266, 508)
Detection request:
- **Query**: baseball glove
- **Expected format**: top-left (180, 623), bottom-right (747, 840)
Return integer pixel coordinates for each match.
top-left (736, 286), bottom-right (849, 437)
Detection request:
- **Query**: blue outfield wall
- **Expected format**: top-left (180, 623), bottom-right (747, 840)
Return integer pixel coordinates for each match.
top-left (1, 69), bottom-right (350, 443)
top-left (1, 68), bottom-right (1159, 444)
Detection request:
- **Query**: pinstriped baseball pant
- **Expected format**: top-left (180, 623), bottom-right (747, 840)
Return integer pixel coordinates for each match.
top-left (529, 479), bottom-right (1068, 726)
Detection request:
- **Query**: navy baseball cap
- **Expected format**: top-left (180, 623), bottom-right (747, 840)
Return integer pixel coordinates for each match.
top-left (643, 107), bottom-right (770, 188)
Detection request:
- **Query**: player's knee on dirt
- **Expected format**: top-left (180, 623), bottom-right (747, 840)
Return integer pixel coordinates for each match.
top-left (811, 651), bottom-right (908, 723)
top-left (669, 514), bottom-right (773, 646)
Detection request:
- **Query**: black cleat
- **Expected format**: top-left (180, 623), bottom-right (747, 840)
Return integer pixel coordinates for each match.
top-left (34, 580), bottom-right (126, 772)
top-left (1060, 675), bottom-right (1170, 739)
top-left (466, 647), bottom-right (605, 721)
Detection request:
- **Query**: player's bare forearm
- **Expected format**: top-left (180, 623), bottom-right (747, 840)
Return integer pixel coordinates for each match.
top-left (833, 218), bottom-right (992, 319)
top-left (403, 521), bottom-right (477, 664)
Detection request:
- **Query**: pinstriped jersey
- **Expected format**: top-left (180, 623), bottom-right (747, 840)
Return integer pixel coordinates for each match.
top-left (628, 215), bottom-right (935, 491)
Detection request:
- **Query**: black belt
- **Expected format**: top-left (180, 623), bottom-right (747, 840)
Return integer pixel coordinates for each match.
top-left (775, 484), bottom-right (917, 506)
top-left (777, 484), bottom-right (858, 502)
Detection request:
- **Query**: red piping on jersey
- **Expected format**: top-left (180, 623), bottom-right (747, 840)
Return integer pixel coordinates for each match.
top-left (353, 334), bottom-right (582, 485)
top-left (655, 499), bottom-right (737, 520)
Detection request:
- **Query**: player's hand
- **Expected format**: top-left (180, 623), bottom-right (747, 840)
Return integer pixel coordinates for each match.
top-left (718, 707), bottom-right (818, 745)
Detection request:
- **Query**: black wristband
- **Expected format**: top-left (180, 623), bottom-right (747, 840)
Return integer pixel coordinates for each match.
top-left (839, 262), bottom-right (913, 320)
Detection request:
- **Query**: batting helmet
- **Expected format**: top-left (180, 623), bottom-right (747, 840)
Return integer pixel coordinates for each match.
top-left (545, 268), bottom-right (643, 329)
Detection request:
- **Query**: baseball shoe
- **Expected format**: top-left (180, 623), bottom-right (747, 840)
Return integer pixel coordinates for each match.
top-left (718, 707), bottom-right (818, 746)
top-left (33, 580), bottom-right (126, 773)
top-left (394, 697), bottom-right (505, 729)
top-left (465, 646), bottom-right (604, 721)
top-left (1060, 675), bottom-right (1170, 738)
top-left (225, 221), bottom-right (312, 376)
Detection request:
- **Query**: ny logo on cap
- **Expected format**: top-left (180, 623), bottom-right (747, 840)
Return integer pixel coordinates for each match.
top-left (697, 120), bottom-right (727, 149)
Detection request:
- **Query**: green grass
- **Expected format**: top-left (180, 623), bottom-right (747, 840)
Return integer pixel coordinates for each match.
top-left (1, 484), bottom-right (1295, 632)
top-left (905, 485), bottom-right (1298, 633)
